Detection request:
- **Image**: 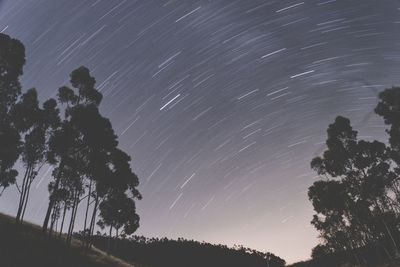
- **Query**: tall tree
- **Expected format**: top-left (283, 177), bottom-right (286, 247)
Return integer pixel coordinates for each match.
top-left (12, 88), bottom-right (60, 222)
top-left (0, 33), bottom-right (26, 195)
top-left (42, 66), bottom-right (141, 243)
top-left (309, 113), bottom-right (400, 260)
top-left (85, 147), bottom-right (141, 250)
top-left (42, 66), bottom-right (104, 231)
top-left (97, 190), bottom-right (139, 252)
top-left (375, 87), bottom-right (400, 199)
top-left (97, 149), bottom-right (141, 237)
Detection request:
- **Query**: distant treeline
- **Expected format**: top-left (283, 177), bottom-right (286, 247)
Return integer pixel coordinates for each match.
top-left (307, 86), bottom-right (400, 265)
top-left (83, 234), bottom-right (286, 267)
top-left (289, 236), bottom-right (397, 267)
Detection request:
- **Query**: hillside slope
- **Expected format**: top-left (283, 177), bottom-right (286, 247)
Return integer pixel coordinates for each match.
top-left (288, 257), bottom-right (400, 267)
top-left (88, 235), bottom-right (286, 267)
top-left (0, 213), bottom-right (139, 267)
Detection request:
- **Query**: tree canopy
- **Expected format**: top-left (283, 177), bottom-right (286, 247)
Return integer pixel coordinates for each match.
top-left (0, 33), bottom-right (142, 249)
top-left (308, 87), bottom-right (400, 265)
top-left (0, 33), bottom-right (25, 195)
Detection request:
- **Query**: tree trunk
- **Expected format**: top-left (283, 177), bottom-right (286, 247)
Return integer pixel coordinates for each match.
top-left (71, 193), bottom-right (79, 238)
top-left (107, 226), bottom-right (113, 254)
top-left (89, 197), bottom-right (98, 236)
top-left (21, 169), bottom-right (35, 222)
top-left (50, 202), bottom-right (61, 236)
top-left (67, 191), bottom-right (79, 243)
top-left (83, 180), bottom-right (92, 240)
top-left (87, 195), bottom-right (99, 250)
top-left (16, 165), bottom-right (31, 222)
top-left (49, 206), bottom-right (56, 236)
top-left (43, 160), bottom-right (64, 231)
top-left (67, 192), bottom-right (77, 243)
top-left (16, 166), bottom-right (28, 221)
top-left (66, 209), bottom-right (73, 243)
top-left (0, 187), bottom-right (5, 197)
top-left (59, 202), bottom-right (67, 237)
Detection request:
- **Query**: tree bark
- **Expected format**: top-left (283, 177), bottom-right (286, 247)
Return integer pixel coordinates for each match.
top-left (83, 180), bottom-right (92, 233)
top-left (87, 195), bottom-right (99, 250)
top-left (59, 202), bottom-right (67, 237)
top-left (49, 205), bottom-right (56, 236)
top-left (67, 191), bottom-right (79, 243)
top-left (16, 165), bottom-right (31, 222)
top-left (21, 169), bottom-right (35, 221)
top-left (43, 160), bottom-right (64, 231)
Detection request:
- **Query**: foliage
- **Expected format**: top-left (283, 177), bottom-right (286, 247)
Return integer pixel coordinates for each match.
top-left (0, 33), bottom-right (25, 194)
top-left (12, 88), bottom-right (60, 222)
top-left (308, 87), bottom-right (400, 264)
top-left (41, 66), bottom-right (141, 247)
top-left (0, 33), bottom-right (141, 253)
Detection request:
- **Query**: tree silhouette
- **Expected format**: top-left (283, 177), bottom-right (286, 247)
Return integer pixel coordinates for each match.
top-left (88, 147), bottom-right (141, 251)
top-left (41, 66), bottom-right (141, 251)
top-left (375, 86), bottom-right (400, 176)
top-left (12, 89), bottom-right (60, 222)
top-left (42, 66), bottom-right (107, 232)
top-left (308, 88), bottom-right (400, 264)
top-left (0, 33), bottom-right (25, 196)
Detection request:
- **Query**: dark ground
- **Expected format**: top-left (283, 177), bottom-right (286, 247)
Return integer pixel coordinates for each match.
top-left (0, 213), bottom-right (136, 267)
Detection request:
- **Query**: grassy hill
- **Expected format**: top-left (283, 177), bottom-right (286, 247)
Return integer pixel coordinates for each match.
top-left (0, 213), bottom-right (140, 267)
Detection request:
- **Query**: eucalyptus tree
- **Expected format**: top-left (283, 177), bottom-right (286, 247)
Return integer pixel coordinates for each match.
top-left (63, 107), bottom-right (120, 242)
top-left (12, 88), bottom-right (60, 222)
top-left (41, 66), bottom-right (141, 253)
top-left (98, 149), bottom-right (141, 233)
top-left (42, 66), bottom-right (104, 231)
top-left (309, 115), bottom-right (400, 258)
top-left (375, 87), bottom-right (400, 201)
top-left (44, 119), bottom-right (79, 232)
top-left (85, 148), bottom-right (141, 249)
top-left (97, 189), bottom-right (139, 253)
top-left (48, 181), bottom-right (70, 236)
top-left (0, 33), bottom-right (25, 195)
top-left (64, 156), bottom-right (86, 243)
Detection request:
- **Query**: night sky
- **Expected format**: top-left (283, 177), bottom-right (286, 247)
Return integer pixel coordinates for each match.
top-left (1, 0), bottom-right (400, 263)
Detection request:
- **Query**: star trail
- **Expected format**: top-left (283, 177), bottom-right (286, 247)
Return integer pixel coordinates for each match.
top-left (0, 0), bottom-right (400, 263)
